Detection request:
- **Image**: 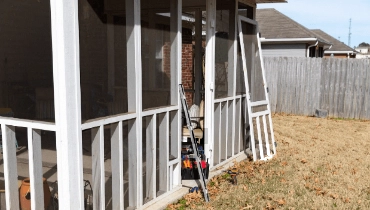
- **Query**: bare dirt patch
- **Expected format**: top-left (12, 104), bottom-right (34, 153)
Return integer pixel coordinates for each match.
top-left (167, 114), bottom-right (370, 210)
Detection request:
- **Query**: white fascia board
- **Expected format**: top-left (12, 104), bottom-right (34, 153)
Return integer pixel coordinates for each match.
top-left (260, 38), bottom-right (317, 43)
top-left (261, 38), bottom-right (331, 47)
top-left (325, 51), bottom-right (357, 54)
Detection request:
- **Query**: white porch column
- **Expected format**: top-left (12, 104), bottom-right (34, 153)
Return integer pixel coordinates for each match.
top-left (170, 0), bottom-right (182, 187)
top-left (126, 0), bottom-right (142, 208)
top-left (228, 1), bottom-right (238, 156)
top-left (205, 0), bottom-right (216, 168)
top-left (50, 0), bottom-right (84, 209)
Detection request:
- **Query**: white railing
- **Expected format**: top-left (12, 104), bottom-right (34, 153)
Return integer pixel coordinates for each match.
top-left (81, 105), bottom-right (181, 209)
top-left (212, 94), bottom-right (247, 167)
top-left (0, 117), bottom-right (56, 210)
top-left (0, 104), bottom-right (181, 210)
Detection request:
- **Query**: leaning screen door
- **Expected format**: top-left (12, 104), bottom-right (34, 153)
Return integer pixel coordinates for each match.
top-left (237, 15), bottom-right (276, 161)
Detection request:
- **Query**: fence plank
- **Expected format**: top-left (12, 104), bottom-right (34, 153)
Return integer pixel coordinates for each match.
top-left (365, 60), bottom-right (370, 119)
top-left (314, 58), bottom-right (322, 116)
top-left (356, 60), bottom-right (363, 119)
top-left (337, 59), bottom-right (347, 117)
top-left (328, 58), bottom-right (335, 117)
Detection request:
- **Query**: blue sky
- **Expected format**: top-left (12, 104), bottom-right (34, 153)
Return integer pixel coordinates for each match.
top-left (257, 0), bottom-right (370, 48)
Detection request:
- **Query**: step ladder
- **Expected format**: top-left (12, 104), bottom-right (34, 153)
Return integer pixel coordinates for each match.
top-left (237, 15), bottom-right (277, 161)
top-left (179, 84), bottom-right (210, 202)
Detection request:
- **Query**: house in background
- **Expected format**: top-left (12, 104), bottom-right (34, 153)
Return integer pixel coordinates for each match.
top-left (355, 46), bottom-right (370, 59)
top-left (311, 29), bottom-right (356, 58)
top-left (256, 8), bottom-right (331, 57)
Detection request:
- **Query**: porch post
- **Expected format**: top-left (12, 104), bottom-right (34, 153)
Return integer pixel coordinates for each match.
top-left (205, 0), bottom-right (216, 168)
top-left (170, 0), bottom-right (182, 187)
top-left (228, 1), bottom-right (238, 155)
top-left (49, 0), bottom-right (84, 209)
top-left (126, 0), bottom-right (142, 207)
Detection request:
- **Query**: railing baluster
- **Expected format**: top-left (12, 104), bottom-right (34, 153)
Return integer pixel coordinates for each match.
top-left (169, 165), bottom-right (173, 191)
top-left (221, 103), bottom-right (227, 161)
top-left (158, 113), bottom-right (169, 195)
top-left (92, 125), bottom-right (105, 210)
top-left (110, 122), bottom-right (124, 210)
top-left (145, 115), bottom-right (155, 201)
top-left (227, 101), bottom-right (233, 158)
top-left (152, 114), bottom-right (157, 199)
top-left (1, 125), bottom-right (19, 210)
top-left (213, 103), bottom-right (221, 165)
top-left (256, 117), bottom-right (264, 160)
top-left (165, 113), bottom-right (170, 191)
top-left (235, 99), bottom-right (241, 153)
top-left (262, 115), bottom-right (271, 156)
top-left (28, 128), bottom-right (44, 210)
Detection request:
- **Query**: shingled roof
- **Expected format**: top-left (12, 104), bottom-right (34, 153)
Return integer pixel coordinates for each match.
top-left (256, 8), bottom-right (328, 43)
top-left (310, 29), bottom-right (355, 52)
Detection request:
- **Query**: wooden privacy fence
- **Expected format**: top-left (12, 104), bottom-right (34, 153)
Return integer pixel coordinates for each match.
top-left (264, 57), bottom-right (370, 120)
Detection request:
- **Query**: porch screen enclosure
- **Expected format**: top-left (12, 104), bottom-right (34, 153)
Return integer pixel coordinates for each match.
top-left (0, 0), bottom-right (181, 209)
top-left (0, 0), bottom-right (266, 209)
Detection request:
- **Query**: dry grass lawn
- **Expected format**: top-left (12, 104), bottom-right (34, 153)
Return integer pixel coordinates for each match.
top-left (167, 114), bottom-right (370, 210)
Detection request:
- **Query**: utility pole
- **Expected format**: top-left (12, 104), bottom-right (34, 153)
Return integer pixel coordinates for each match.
top-left (348, 18), bottom-right (352, 46)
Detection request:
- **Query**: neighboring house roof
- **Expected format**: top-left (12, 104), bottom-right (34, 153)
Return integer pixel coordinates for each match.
top-left (311, 29), bottom-right (356, 54)
top-left (256, 8), bottom-right (330, 45)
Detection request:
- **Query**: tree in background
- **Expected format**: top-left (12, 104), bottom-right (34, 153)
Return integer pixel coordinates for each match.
top-left (358, 42), bottom-right (370, 47)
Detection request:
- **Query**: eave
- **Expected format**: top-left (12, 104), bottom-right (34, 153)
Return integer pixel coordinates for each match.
top-left (324, 51), bottom-right (357, 54)
top-left (260, 38), bottom-right (331, 47)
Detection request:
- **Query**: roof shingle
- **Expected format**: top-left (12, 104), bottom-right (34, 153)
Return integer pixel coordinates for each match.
top-left (256, 8), bottom-right (320, 39)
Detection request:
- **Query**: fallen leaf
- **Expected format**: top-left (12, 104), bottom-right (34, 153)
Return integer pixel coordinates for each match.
top-left (277, 199), bottom-right (286, 206)
top-left (342, 197), bottom-right (350, 203)
top-left (329, 194), bottom-right (338, 199)
top-left (243, 185), bottom-right (248, 192)
top-left (265, 202), bottom-right (275, 210)
top-left (304, 183), bottom-right (311, 189)
top-left (240, 204), bottom-right (253, 209)
top-left (281, 161), bottom-right (288, 166)
top-left (261, 178), bottom-right (266, 184)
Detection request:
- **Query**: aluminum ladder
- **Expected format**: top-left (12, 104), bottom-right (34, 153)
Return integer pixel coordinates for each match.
top-left (179, 84), bottom-right (210, 202)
